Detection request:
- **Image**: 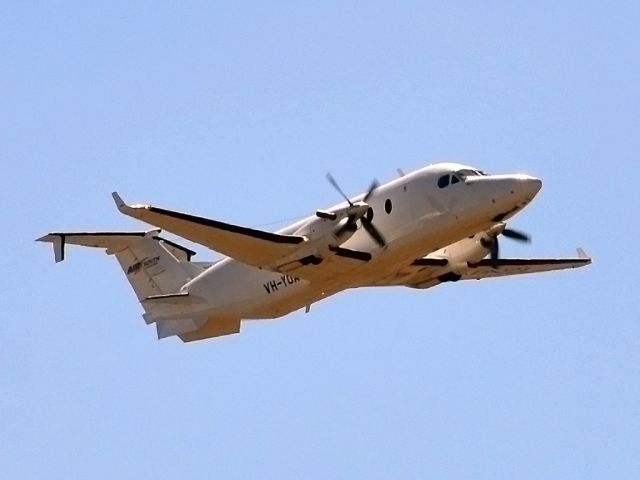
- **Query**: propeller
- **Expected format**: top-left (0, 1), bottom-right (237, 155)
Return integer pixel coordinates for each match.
top-left (502, 228), bottom-right (530, 242)
top-left (361, 214), bottom-right (386, 247)
top-left (326, 173), bottom-right (354, 207)
top-left (363, 179), bottom-right (379, 203)
top-left (481, 227), bottom-right (531, 265)
top-left (326, 173), bottom-right (386, 247)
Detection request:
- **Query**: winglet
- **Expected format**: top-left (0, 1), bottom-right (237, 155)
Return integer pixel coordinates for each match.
top-left (576, 247), bottom-right (591, 261)
top-left (111, 191), bottom-right (128, 213)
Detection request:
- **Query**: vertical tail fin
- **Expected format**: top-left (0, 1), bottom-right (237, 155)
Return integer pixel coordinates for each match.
top-left (37, 230), bottom-right (238, 341)
top-left (37, 230), bottom-right (204, 301)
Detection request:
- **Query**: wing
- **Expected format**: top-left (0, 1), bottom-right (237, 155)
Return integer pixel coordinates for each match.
top-left (460, 257), bottom-right (592, 280)
top-left (112, 193), bottom-right (308, 269)
top-left (111, 193), bottom-right (374, 282)
top-left (370, 250), bottom-right (591, 288)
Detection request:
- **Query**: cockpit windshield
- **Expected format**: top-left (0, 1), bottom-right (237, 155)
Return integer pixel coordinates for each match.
top-left (437, 168), bottom-right (488, 188)
top-left (455, 169), bottom-right (487, 181)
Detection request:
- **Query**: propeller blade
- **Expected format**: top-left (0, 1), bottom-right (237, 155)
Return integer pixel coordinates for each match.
top-left (361, 217), bottom-right (386, 247)
top-left (481, 227), bottom-right (530, 266)
top-left (326, 173), bottom-right (385, 247)
top-left (502, 228), bottom-right (531, 243)
top-left (481, 236), bottom-right (500, 266)
top-left (490, 238), bottom-right (500, 264)
top-left (326, 173), bottom-right (353, 206)
top-left (362, 179), bottom-right (380, 203)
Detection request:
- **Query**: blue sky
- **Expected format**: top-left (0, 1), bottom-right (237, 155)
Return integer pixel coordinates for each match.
top-left (2, 1), bottom-right (639, 478)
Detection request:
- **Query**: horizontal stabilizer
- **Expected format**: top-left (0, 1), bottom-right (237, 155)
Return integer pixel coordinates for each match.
top-left (36, 230), bottom-right (198, 263)
top-left (37, 230), bottom-right (207, 327)
top-left (37, 231), bottom-right (159, 262)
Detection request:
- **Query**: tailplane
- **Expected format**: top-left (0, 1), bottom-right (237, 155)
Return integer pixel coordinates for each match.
top-left (37, 230), bottom-right (212, 339)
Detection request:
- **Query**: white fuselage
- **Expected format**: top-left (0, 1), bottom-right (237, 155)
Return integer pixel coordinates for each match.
top-left (180, 163), bottom-right (541, 321)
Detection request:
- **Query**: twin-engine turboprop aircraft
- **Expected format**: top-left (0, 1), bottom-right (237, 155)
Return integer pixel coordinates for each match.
top-left (38, 163), bottom-right (590, 342)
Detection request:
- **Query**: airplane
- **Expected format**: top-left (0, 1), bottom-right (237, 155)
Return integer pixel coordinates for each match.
top-left (38, 162), bottom-right (591, 342)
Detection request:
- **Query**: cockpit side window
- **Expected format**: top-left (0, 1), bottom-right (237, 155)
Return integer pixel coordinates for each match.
top-left (451, 174), bottom-right (460, 184)
top-left (437, 175), bottom-right (450, 188)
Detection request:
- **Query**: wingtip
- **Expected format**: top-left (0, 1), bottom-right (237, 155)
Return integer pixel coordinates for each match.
top-left (112, 191), bottom-right (126, 212)
top-left (576, 247), bottom-right (592, 263)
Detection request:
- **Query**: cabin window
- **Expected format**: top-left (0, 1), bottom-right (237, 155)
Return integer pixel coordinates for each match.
top-left (385, 199), bottom-right (392, 214)
top-left (437, 175), bottom-right (449, 188)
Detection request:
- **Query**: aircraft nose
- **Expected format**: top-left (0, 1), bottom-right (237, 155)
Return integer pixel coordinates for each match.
top-left (517, 175), bottom-right (542, 200)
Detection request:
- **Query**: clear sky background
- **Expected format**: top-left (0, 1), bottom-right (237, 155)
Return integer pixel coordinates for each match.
top-left (2, 1), bottom-right (639, 479)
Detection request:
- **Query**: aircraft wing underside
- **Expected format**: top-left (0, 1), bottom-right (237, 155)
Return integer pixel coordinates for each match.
top-left (452, 258), bottom-right (592, 280)
top-left (112, 193), bottom-right (308, 270)
top-left (370, 255), bottom-right (591, 288)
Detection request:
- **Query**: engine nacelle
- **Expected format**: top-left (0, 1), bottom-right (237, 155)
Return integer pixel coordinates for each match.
top-left (264, 205), bottom-right (368, 273)
top-left (292, 214), bottom-right (352, 249)
top-left (296, 203), bottom-right (369, 244)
